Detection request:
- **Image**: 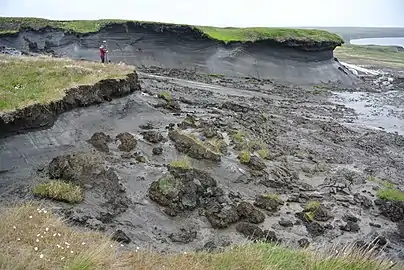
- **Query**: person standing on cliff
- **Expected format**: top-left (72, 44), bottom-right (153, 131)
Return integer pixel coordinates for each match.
top-left (99, 40), bottom-right (108, 63)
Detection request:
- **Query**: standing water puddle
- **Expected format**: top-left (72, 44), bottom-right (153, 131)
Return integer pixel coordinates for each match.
top-left (331, 91), bottom-right (404, 135)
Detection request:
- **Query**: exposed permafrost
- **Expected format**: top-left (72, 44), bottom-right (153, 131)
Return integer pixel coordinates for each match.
top-left (0, 23), bottom-right (359, 85)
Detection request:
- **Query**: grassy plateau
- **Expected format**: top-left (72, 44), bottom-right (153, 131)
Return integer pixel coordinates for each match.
top-left (0, 54), bottom-right (134, 112)
top-left (335, 45), bottom-right (404, 68)
top-left (0, 203), bottom-right (400, 270)
top-left (0, 17), bottom-right (344, 44)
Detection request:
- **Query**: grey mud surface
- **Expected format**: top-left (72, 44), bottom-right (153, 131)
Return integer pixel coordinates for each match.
top-left (0, 65), bottom-right (404, 260)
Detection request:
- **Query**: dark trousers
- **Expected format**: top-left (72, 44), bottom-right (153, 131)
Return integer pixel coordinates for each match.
top-left (100, 55), bottom-right (105, 63)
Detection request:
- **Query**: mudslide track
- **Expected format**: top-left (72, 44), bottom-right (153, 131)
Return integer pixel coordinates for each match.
top-left (0, 22), bottom-right (359, 85)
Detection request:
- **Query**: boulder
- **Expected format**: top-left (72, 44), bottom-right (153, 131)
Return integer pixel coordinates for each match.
top-left (237, 202), bottom-right (265, 224)
top-left (116, 132), bottom-right (137, 152)
top-left (87, 132), bottom-right (112, 152)
top-left (142, 131), bottom-right (164, 143)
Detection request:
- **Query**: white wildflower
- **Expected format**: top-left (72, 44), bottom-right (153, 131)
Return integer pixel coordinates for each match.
top-left (57, 244), bottom-right (61, 248)
top-left (29, 216), bottom-right (33, 219)
top-left (53, 233), bottom-right (57, 237)
top-left (36, 239), bottom-right (39, 242)
top-left (70, 251), bottom-right (74, 254)
top-left (81, 242), bottom-right (86, 245)
top-left (37, 234), bottom-right (41, 237)
top-left (34, 247), bottom-right (38, 251)
top-left (61, 257), bottom-right (65, 261)
top-left (39, 254), bottom-right (44, 259)
top-left (110, 244), bottom-right (113, 248)
top-left (57, 233), bottom-right (61, 237)
top-left (41, 236), bottom-right (44, 238)
top-left (184, 252), bottom-right (187, 255)
top-left (121, 244), bottom-right (124, 247)
top-left (45, 227), bottom-right (49, 231)
top-left (136, 246), bottom-right (140, 250)
top-left (17, 238), bottom-right (20, 241)
top-left (65, 242), bottom-right (70, 246)
top-left (12, 226), bottom-right (16, 230)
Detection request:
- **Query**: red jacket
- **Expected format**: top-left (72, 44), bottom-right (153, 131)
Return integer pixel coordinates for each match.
top-left (100, 47), bottom-right (107, 56)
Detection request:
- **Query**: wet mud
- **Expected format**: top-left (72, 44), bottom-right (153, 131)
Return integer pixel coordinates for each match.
top-left (1, 65), bottom-right (403, 260)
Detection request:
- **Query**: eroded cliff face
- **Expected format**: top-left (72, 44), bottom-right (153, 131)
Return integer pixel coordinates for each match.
top-left (0, 73), bottom-right (141, 138)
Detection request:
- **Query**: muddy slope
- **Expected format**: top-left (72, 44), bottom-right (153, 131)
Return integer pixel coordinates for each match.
top-left (0, 72), bottom-right (141, 138)
top-left (1, 70), bottom-right (403, 260)
top-left (0, 22), bottom-right (358, 85)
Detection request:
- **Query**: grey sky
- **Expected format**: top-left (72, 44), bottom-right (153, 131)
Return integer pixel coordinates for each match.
top-left (1, 0), bottom-right (404, 27)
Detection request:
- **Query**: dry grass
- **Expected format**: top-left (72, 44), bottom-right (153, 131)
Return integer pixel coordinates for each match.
top-left (0, 204), bottom-right (401, 270)
top-left (0, 203), bottom-right (118, 270)
top-left (33, 180), bottom-right (84, 204)
top-left (169, 158), bottom-right (191, 170)
top-left (0, 54), bottom-right (134, 112)
top-left (238, 150), bottom-right (251, 164)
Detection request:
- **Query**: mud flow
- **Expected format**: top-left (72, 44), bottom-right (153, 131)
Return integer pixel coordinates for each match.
top-left (0, 65), bottom-right (403, 260)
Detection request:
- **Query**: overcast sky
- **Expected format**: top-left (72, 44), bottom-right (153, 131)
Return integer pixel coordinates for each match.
top-left (1, 0), bottom-right (404, 27)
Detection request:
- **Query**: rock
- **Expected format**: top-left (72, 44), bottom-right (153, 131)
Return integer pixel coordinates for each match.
top-left (279, 219), bottom-right (294, 228)
top-left (298, 238), bottom-right (310, 248)
top-left (142, 131), bottom-right (164, 143)
top-left (340, 221), bottom-right (360, 233)
top-left (306, 222), bottom-right (325, 237)
top-left (193, 169), bottom-right (217, 190)
top-left (169, 227), bottom-right (197, 243)
top-left (398, 222), bottom-right (404, 237)
top-left (139, 122), bottom-right (154, 130)
top-left (168, 130), bottom-right (221, 162)
top-left (152, 147), bottom-right (163, 155)
top-left (254, 195), bottom-right (284, 213)
top-left (237, 202), bottom-right (265, 224)
top-left (87, 132), bottom-right (112, 152)
top-left (135, 155), bottom-right (147, 163)
top-left (375, 236), bottom-right (387, 246)
top-left (247, 156), bottom-right (267, 171)
top-left (369, 222), bottom-right (382, 228)
top-left (376, 199), bottom-right (404, 222)
top-left (164, 100), bottom-right (181, 111)
top-left (148, 175), bottom-right (200, 216)
top-left (201, 237), bottom-right (231, 252)
top-left (202, 127), bottom-right (218, 139)
top-left (343, 214), bottom-right (359, 223)
top-left (116, 132), bottom-right (137, 152)
top-left (354, 193), bottom-right (373, 209)
top-left (86, 218), bottom-right (106, 231)
top-left (48, 152), bottom-right (102, 183)
top-left (236, 222), bottom-right (264, 241)
top-left (112, 229), bottom-right (131, 244)
top-left (235, 222), bottom-right (278, 243)
top-left (205, 202), bottom-right (240, 229)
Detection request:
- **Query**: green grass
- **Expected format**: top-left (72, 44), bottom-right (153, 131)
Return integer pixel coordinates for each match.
top-left (263, 193), bottom-right (281, 202)
top-left (0, 54), bottom-right (134, 112)
top-left (169, 158), bottom-right (191, 170)
top-left (256, 148), bottom-right (269, 159)
top-left (377, 187), bottom-right (404, 201)
top-left (335, 44), bottom-right (404, 68)
top-left (231, 130), bottom-right (247, 144)
top-left (33, 180), bottom-right (84, 204)
top-left (157, 91), bottom-right (173, 102)
top-left (238, 150), bottom-right (251, 164)
top-left (0, 204), bottom-right (401, 270)
top-left (0, 17), bottom-right (344, 44)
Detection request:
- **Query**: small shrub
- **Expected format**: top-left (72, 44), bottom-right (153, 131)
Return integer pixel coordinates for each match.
top-left (158, 178), bottom-right (174, 195)
top-left (377, 188), bottom-right (404, 201)
top-left (206, 138), bottom-right (227, 154)
top-left (33, 180), bottom-right (84, 204)
top-left (257, 148), bottom-right (269, 159)
top-left (238, 151), bottom-right (251, 164)
top-left (263, 193), bottom-right (281, 202)
top-left (158, 91), bottom-right (172, 102)
top-left (305, 200), bottom-right (321, 211)
top-left (231, 130), bottom-right (246, 144)
top-left (169, 158), bottom-right (191, 170)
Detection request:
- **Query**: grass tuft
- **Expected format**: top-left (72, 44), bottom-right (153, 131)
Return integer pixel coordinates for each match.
top-left (238, 150), bottom-right (251, 164)
top-left (263, 193), bottom-right (281, 202)
top-left (0, 54), bottom-right (134, 112)
top-left (33, 180), bottom-right (84, 204)
top-left (231, 130), bottom-right (247, 144)
top-left (257, 148), bottom-right (269, 159)
top-left (169, 158), bottom-right (191, 170)
top-left (157, 91), bottom-right (173, 102)
top-left (377, 187), bottom-right (404, 202)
